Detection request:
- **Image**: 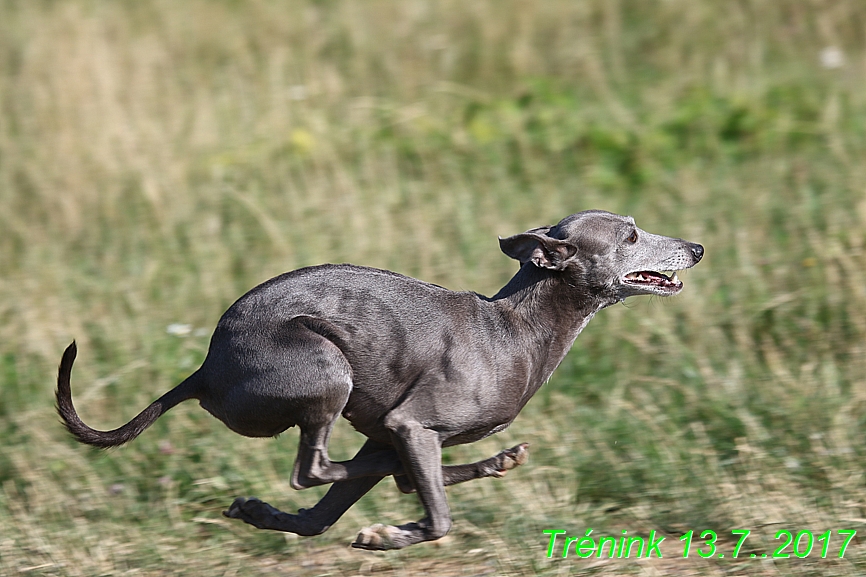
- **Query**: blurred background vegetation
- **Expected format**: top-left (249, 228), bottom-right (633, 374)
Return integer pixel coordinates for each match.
top-left (2, 0), bottom-right (866, 575)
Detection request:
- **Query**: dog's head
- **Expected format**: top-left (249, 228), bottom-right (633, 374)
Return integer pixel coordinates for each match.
top-left (499, 210), bottom-right (703, 300)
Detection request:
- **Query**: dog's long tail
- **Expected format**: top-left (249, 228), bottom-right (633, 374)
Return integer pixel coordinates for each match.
top-left (56, 341), bottom-right (201, 449)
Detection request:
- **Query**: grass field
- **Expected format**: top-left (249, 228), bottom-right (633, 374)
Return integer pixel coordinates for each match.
top-left (2, 0), bottom-right (866, 575)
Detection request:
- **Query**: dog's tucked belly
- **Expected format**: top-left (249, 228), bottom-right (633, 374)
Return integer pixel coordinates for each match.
top-left (342, 386), bottom-right (517, 448)
top-left (344, 417), bottom-right (513, 448)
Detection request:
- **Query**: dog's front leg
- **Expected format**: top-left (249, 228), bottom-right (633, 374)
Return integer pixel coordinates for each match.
top-left (352, 419), bottom-right (450, 550)
top-left (392, 443), bottom-right (530, 493)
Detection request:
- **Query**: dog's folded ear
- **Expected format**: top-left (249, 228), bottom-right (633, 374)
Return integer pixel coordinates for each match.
top-left (499, 231), bottom-right (578, 270)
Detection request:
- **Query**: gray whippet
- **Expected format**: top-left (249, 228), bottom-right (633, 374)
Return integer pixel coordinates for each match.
top-left (56, 210), bottom-right (703, 550)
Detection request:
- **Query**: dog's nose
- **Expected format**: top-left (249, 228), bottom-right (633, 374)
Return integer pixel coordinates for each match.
top-left (691, 243), bottom-right (704, 262)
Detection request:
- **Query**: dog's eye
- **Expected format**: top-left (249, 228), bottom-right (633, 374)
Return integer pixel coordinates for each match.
top-left (627, 231), bottom-right (638, 243)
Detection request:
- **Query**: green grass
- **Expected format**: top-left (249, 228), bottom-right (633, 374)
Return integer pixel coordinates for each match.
top-left (2, 0), bottom-right (866, 575)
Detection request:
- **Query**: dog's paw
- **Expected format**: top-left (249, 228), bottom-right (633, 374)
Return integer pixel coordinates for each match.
top-left (352, 523), bottom-right (418, 550)
top-left (492, 442), bottom-right (530, 477)
top-left (223, 497), bottom-right (281, 529)
top-left (224, 496), bottom-right (255, 519)
top-left (223, 496), bottom-right (247, 519)
top-left (352, 523), bottom-right (395, 550)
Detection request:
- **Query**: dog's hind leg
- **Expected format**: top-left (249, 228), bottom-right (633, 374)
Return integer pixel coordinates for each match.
top-left (290, 420), bottom-right (403, 489)
top-left (246, 320), bottom-right (402, 489)
top-left (226, 441), bottom-right (530, 534)
top-left (392, 443), bottom-right (529, 494)
top-left (224, 439), bottom-right (391, 535)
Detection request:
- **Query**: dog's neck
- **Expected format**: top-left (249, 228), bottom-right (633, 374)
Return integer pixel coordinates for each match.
top-left (491, 263), bottom-right (612, 393)
top-left (492, 261), bottom-right (613, 314)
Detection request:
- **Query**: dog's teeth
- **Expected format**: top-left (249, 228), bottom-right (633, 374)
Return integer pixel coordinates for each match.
top-left (671, 272), bottom-right (679, 284)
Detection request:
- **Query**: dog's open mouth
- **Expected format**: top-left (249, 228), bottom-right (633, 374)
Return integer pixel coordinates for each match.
top-left (623, 270), bottom-right (683, 294)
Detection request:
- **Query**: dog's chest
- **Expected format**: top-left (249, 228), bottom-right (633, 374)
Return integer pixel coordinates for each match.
top-left (440, 419), bottom-right (514, 447)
